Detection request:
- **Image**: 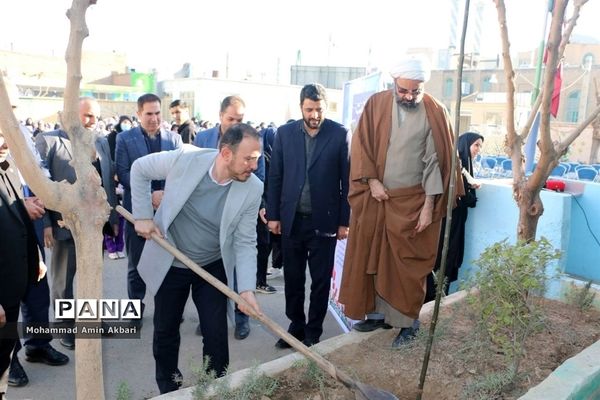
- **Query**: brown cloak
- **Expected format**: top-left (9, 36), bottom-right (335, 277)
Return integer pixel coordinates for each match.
top-left (339, 90), bottom-right (462, 320)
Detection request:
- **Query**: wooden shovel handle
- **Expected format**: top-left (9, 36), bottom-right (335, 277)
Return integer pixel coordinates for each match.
top-left (115, 206), bottom-right (357, 387)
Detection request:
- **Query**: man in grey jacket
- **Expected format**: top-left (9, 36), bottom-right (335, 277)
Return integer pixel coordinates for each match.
top-left (131, 123), bottom-right (262, 394)
top-left (35, 97), bottom-right (117, 349)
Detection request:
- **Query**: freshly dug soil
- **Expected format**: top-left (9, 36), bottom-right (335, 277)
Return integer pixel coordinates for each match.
top-left (271, 298), bottom-right (600, 400)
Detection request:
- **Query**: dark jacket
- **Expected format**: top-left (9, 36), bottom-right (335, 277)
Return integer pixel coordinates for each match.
top-left (267, 119), bottom-right (350, 237)
top-left (115, 126), bottom-right (182, 212)
top-left (178, 120), bottom-right (197, 144)
top-left (0, 160), bottom-right (39, 307)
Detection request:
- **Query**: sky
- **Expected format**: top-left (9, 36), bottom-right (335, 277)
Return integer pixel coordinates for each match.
top-left (1, 0), bottom-right (599, 80)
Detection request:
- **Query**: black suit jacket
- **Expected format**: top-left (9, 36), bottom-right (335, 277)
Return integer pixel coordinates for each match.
top-left (0, 160), bottom-right (39, 308)
top-left (267, 119), bottom-right (350, 237)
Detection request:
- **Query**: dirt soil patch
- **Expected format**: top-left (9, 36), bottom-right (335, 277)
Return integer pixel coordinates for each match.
top-left (271, 298), bottom-right (600, 400)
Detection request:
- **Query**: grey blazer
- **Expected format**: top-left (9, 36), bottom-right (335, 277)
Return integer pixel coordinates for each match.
top-left (36, 130), bottom-right (117, 239)
top-left (131, 145), bottom-right (263, 313)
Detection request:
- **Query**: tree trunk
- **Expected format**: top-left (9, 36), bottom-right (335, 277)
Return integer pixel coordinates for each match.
top-left (516, 183), bottom-right (544, 242)
top-left (0, 1), bottom-right (107, 399)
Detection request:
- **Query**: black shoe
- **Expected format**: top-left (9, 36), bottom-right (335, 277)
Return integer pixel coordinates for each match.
top-left (275, 331), bottom-right (304, 349)
top-left (353, 319), bottom-right (393, 332)
top-left (234, 321), bottom-right (250, 340)
top-left (60, 334), bottom-right (75, 350)
top-left (391, 320), bottom-right (420, 348)
top-left (256, 284), bottom-right (277, 294)
top-left (302, 337), bottom-right (320, 347)
top-left (8, 358), bottom-right (29, 387)
top-left (274, 338), bottom-right (292, 349)
top-left (195, 323), bottom-right (202, 336)
top-left (25, 345), bottom-right (69, 366)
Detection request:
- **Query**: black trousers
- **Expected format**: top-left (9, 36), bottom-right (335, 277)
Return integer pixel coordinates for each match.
top-left (14, 275), bottom-right (52, 356)
top-left (153, 260), bottom-right (228, 394)
top-left (125, 222), bottom-right (147, 306)
top-left (271, 233), bottom-right (283, 268)
top-left (0, 304), bottom-right (19, 382)
top-left (15, 218), bottom-right (52, 354)
top-left (282, 214), bottom-right (336, 341)
top-left (256, 216), bottom-right (270, 287)
top-left (425, 206), bottom-right (469, 303)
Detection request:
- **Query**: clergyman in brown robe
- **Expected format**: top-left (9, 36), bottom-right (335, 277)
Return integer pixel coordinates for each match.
top-left (338, 56), bottom-right (462, 347)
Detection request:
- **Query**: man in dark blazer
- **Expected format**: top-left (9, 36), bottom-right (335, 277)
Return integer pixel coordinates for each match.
top-left (116, 93), bottom-right (182, 327)
top-left (35, 97), bottom-right (118, 349)
top-left (0, 133), bottom-right (43, 400)
top-left (267, 83), bottom-right (350, 348)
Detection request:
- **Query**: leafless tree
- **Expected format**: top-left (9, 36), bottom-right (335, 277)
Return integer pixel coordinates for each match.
top-left (0, 1), bottom-right (106, 399)
top-left (589, 78), bottom-right (600, 163)
top-left (494, 0), bottom-right (600, 241)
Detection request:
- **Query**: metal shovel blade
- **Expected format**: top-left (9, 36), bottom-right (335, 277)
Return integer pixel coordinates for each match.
top-left (353, 381), bottom-right (399, 400)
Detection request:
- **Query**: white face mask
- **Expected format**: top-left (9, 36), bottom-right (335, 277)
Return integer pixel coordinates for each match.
top-left (120, 123), bottom-right (132, 131)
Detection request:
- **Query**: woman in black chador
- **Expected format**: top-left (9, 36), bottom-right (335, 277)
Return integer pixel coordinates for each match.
top-left (425, 132), bottom-right (484, 302)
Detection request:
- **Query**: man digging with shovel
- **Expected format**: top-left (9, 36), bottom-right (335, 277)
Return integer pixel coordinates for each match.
top-left (130, 123), bottom-right (263, 394)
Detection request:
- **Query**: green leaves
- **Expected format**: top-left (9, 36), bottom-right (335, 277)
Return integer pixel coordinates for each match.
top-left (465, 237), bottom-right (561, 371)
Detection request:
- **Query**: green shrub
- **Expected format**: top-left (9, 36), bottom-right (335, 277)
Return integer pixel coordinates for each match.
top-left (465, 237), bottom-right (560, 376)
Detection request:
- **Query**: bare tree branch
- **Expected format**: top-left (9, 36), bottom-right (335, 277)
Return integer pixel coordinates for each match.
top-left (557, 104), bottom-right (600, 153)
top-left (519, 94), bottom-right (543, 141)
top-left (538, 1), bottom-right (567, 158)
top-left (494, 0), bottom-right (517, 141)
top-left (1, 80), bottom-right (81, 224)
top-left (557, 0), bottom-right (588, 58)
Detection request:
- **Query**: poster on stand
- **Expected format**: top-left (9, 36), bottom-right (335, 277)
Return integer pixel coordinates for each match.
top-left (328, 71), bottom-right (386, 332)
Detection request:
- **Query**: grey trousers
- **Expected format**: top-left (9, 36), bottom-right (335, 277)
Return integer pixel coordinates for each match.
top-left (50, 238), bottom-right (77, 305)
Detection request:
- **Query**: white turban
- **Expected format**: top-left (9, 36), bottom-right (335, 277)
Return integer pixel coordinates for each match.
top-left (390, 56), bottom-right (431, 82)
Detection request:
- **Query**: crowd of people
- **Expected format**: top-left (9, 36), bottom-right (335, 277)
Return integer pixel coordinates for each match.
top-left (0, 54), bottom-right (484, 398)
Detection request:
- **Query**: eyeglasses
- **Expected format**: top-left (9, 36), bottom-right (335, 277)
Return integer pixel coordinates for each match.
top-left (396, 86), bottom-right (423, 97)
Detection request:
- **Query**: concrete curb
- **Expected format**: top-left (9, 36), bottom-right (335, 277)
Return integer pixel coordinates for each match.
top-left (519, 340), bottom-right (600, 400)
top-left (152, 290), bottom-right (469, 399)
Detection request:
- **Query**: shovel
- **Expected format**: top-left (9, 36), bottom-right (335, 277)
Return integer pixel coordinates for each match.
top-left (116, 206), bottom-right (397, 400)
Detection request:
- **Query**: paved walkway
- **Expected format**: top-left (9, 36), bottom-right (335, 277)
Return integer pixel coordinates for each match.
top-left (9, 253), bottom-right (344, 400)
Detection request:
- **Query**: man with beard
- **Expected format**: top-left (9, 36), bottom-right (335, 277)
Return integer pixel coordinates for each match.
top-left (131, 123), bottom-right (262, 393)
top-left (267, 83), bottom-right (350, 348)
top-left (338, 56), bottom-right (461, 348)
top-left (193, 95), bottom-right (265, 340)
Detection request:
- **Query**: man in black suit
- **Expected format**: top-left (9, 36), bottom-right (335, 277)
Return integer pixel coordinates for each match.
top-left (0, 132), bottom-right (44, 400)
top-left (267, 83), bottom-right (350, 348)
